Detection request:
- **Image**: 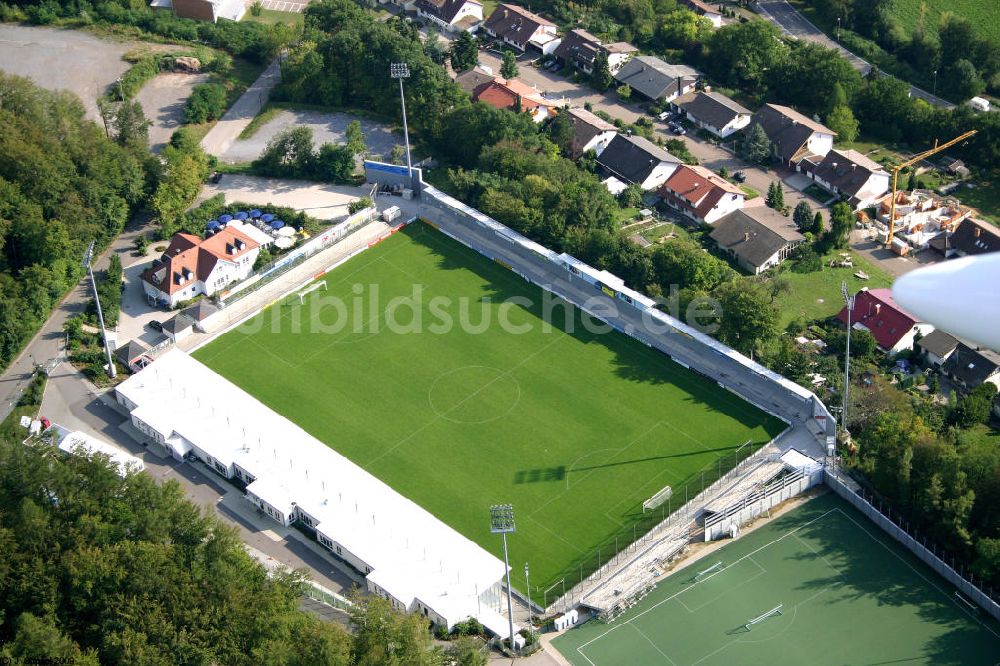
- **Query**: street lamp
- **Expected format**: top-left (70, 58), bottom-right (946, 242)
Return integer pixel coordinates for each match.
top-left (932, 69), bottom-right (938, 97)
top-left (389, 62), bottom-right (414, 183)
top-left (490, 504), bottom-right (517, 651)
top-left (840, 281), bottom-right (854, 435)
top-left (524, 562), bottom-right (531, 620)
top-left (83, 241), bottom-right (116, 380)
top-left (836, 17), bottom-right (841, 41)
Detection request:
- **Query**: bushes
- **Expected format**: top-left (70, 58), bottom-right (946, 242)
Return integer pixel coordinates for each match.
top-left (184, 83), bottom-right (228, 124)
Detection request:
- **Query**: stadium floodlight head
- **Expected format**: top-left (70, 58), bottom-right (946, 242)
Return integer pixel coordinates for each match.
top-left (490, 504), bottom-right (516, 534)
top-left (390, 62), bottom-right (410, 79)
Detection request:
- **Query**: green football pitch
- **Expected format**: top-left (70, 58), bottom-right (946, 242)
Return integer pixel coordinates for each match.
top-left (194, 223), bottom-right (785, 602)
top-left (553, 492), bottom-right (1000, 665)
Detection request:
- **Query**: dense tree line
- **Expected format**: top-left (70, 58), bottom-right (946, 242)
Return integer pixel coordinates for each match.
top-left (0, 73), bottom-right (150, 372)
top-left (0, 421), bottom-right (487, 664)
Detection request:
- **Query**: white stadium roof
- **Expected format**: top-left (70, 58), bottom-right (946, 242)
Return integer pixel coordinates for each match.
top-left (116, 349), bottom-right (508, 628)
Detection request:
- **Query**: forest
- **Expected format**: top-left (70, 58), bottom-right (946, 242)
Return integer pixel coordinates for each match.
top-left (0, 73), bottom-right (151, 373)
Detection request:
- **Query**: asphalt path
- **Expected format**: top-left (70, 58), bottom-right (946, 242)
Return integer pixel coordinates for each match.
top-left (755, 0), bottom-right (955, 109)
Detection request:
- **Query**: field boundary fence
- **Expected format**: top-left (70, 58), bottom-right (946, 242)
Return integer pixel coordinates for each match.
top-left (824, 467), bottom-right (1000, 622)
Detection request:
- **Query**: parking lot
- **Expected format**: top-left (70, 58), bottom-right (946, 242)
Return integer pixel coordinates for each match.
top-left (135, 72), bottom-right (209, 152)
top-left (0, 24), bottom-right (130, 121)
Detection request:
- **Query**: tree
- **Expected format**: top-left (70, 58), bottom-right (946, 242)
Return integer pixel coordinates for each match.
top-left (345, 119), bottom-right (366, 156)
top-left (112, 100), bottom-right (152, 149)
top-left (769, 42), bottom-right (862, 113)
top-left (348, 592), bottom-right (440, 665)
top-left (501, 49), bottom-right (518, 79)
top-left (906, 169), bottom-right (918, 191)
top-left (254, 126), bottom-right (316, 177)
top-left (765, 182), bottom-right (785, 211)
top-left (707, 20), bottom-right (789, 93)
top-left (813, 211), bottom-right (824, 236)
top-left (821, 202), bottom-right (853, 250)
top-left (546, 110), bottom-right (575, 156)
top-left (183, 83), bottom-right (228, 124)
top-left (616, 83), bottom-right (632, 100)
top-left (743, 122), bottom-right (772, 164)
top-left (713, 281), bottom-right (779, 355)
top-left (448, 636), bottom-right (487, 666)
top-left (943, 59), bottom-right (986, 102)
top-left (792, 200), bottom-right (813, 229)
top-left (315, 143), bottom-right (355, 182)
top-left (950, 383), bottom-right (998, 427)
top-left (389, 144), bottom-right (406, 165)
top-left (450, 31), bottom-right (479, 72)
top-left (591, 50), bottom-right (614, 91)
top-left (656, 9), bottom-right (712, 50)
top-left (826, 105), bottom-right (859, 144)
top-left (619, 182), bottom-right (643, 208)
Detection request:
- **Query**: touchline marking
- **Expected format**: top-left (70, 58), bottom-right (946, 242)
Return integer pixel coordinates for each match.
top-left (630, 623), bottom-right (677, 666)
top-left (574, 508), bottom-right (842, 660)
top-left (675, 559), bottom-right (768, 614)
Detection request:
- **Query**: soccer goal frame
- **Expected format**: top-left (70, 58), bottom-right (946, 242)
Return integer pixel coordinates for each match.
top-left (643, 484), bottom-right (673, 512)
top-left (744, 604), bottom-right (783, 631)
top-left (294, 280), bottom-right (328, 305)
top-left (693, 561), bottom-right (722, 583)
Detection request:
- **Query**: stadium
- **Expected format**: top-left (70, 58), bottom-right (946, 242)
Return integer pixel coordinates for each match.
top-left (113, 168), bottom-right (1000, 649)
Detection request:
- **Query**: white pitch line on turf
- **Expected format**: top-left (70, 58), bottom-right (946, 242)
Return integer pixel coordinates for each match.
top-left (574, 507), bottom-right (842, 658)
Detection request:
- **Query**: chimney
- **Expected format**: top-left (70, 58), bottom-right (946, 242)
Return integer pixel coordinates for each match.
top-left (851, 164), bottom-right (857, 171)
top-left (975, 226), bottom-right (981, 238)
top-left (744, 232), bottom-right (751, 242)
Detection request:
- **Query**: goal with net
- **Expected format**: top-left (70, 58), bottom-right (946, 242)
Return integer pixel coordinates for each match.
top-left (693, 561), bottom-right (722, 583)
top-left (642, 484), bottom-right (673, 512)
top-left (293, 280), bottom-right (327, 305)
top-left (744, 604), bottom-right (782, 631)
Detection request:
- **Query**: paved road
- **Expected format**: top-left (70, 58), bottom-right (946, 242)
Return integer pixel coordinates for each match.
top-left (0, 216), bottom-right (154, 424)
top-left (201, 57), bottom-right (283, 159)
top-left (755, 0), bottom-right (955, 109)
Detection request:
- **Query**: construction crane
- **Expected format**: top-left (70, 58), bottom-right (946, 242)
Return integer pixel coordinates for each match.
top-left (884, 129), bottom-right (978, 249)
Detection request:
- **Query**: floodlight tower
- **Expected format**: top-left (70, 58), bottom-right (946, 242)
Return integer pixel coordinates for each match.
top-left (83, 241), bottom-right (116, 379)
top-left (389, 62), bottom-right (414, 182)
top-left (840, 281), bottom-right (854, 434)
top-left (490, 504), bottom-right (516, 651)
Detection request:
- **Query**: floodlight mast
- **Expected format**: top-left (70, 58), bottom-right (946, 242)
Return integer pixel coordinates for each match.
top-left (490, 504), bottom-right (516, 651)
top-left (840, 281), bottom-right (854, 435)
top-left (83, 241), bottom-right (116, 379)
top-left (389, 63), bottom-right (414, 183)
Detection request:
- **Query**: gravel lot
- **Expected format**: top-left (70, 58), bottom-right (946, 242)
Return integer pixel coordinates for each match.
top-left (0, 24), bottom-right (130, 121)
top-left (194, 173), bottom-right (364, 220)
top-left (221, 109), bottom-right (402, 163)
top-left (135, 72), bottom-right (208, 152)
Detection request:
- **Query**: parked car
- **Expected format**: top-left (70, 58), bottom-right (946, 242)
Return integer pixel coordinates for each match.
top-left (148, 320), bottom-right (163, 332)
top-left (733, 171), bottom-right (747, 183)
top-left (668, 122), bottom-right (686, 135)
top-left (658, 111), bottom-right (673, 121)
top-left (40, 416), bottom-right (51, 430)
top-left (550, 62), bottom-right (563, 73)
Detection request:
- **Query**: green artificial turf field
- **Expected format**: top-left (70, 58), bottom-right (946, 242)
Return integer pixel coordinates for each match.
top-left (553, 492), bottom-right (1000, 665)
top-left (194, 223), bottom-right (785, 603)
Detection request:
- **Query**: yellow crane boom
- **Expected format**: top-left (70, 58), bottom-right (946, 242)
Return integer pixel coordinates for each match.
top-left (885, 130), bottom-right (978, 249)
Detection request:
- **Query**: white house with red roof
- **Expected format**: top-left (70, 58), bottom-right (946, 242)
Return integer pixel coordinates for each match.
top-left (837, 287), bottom-right (933, 355)
top-left (142, 226), bottom-right (260, 307)
top-left (659, 164), bottom-right (745, 225)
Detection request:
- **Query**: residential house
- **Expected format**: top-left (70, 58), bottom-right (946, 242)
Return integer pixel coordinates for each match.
top-left (483, 4), bottom-right (558, 53)
top-left (141, 226), bottom-right (260, 308)
top-left (836, 287), bottom-right (933, 355)
top-left (151, 0), bottom-right (246, 22)
top-left (681, 0), bottom-right (723, 27)
top-left (798, 149), bottom-right (890, 211)
top-left (565, 108), bottom-right (617, 158)
top-left (415, 0), bottom-right (483, 32)
top-left (916, 329), bottom-right (959, 367)
top-left (750, 103), bottom-right (836, 167)
top-left (660, 164), bottom-right (745, 225)
top-left (613, 56), bottom-right (702, 103)
top-left (552, 29), bottom-right (637, 75)
top-left (471, 77), bottom-right (557, 122)
top-left (943, 158), bottom-right (971, 179)
top-left (709, 207), bottom-right (806, 274)
top-left (942, 343), bottom-right (1000, 393)
top-left (455, 68), bottom-right (497, 95)
top-left (162, 314), bottom-right (196, 343)
top-left (876, 189), bottom-right (971, 250)
top-left (672, 91), bottom-right (751, 139)
top-left (943, 217), bottom-right (1000, 258)
top-left (596, 134), bottom-right (681, 191)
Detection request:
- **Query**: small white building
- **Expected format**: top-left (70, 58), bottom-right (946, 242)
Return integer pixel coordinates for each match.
top-left (482, 4), bottom-right (557, 52)
top-left (56, 429), bottom-right (145, 476)
top-left (142, 227), bottom-right (260, 308)
top-left (672, 91), bottom-right (751, 139)
top-left (565, 107), bottom-right (617, 159)
top-left (414, 0), bottom-right (483, 33)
